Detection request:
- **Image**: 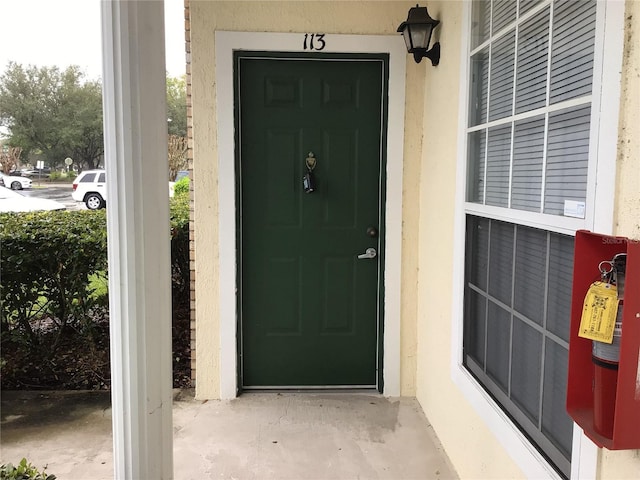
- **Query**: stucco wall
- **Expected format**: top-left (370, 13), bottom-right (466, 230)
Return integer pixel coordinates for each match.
top-left (614, 0), bottom-right (640, 241)
top-left (413, 2), bottom-right (526, 478)
top-left (413, 1), bottom-right (640, 478)
top-left (190, 0), bottom-right (424, 398)
top-left (190, 0), bottom-right (639, 477)
top-left (601, 0), bottom-right (640, 477)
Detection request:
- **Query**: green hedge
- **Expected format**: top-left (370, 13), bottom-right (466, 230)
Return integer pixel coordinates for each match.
top-left (1, 210), bottom-right (108, 348)
top-left (169, 179), bottom-right (191, 305)
top-left (0, 193), bottom-right (190, 387)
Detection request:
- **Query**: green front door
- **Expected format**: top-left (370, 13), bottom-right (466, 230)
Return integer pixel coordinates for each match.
top-left (237, 54), bottom-right (386, 389)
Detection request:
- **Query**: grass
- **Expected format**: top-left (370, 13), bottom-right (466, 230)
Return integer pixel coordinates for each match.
top-left (88, 271), bottom-right (109, 301)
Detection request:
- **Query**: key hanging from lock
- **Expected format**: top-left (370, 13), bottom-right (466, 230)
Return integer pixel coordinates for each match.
top-left (303, 152), bottom-right (317, 194)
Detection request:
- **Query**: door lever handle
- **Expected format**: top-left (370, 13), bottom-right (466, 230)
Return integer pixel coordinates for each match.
top-left (357, 247), bottom-right (377, 259)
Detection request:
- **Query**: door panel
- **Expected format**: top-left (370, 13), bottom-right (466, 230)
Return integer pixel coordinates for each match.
top-left (238, 56), bottom-right (385, 387)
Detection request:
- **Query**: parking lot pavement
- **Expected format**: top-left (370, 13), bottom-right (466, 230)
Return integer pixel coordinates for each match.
top-left (21, 183), bottom-right (82, 210)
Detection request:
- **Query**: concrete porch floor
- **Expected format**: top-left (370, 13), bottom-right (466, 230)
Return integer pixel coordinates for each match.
top-left (1, 389), bottom-right (458, 479)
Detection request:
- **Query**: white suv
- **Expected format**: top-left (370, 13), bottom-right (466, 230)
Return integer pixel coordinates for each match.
top-left (72, 170), bottom-right (106, 210)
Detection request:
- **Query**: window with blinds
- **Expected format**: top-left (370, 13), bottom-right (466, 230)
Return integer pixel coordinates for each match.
top-left (463, 1), bottom-right (599, 478)
top-left (467, 0), bottom-right (596, 217)
top-left (464, 216), bottom-right (575, 477)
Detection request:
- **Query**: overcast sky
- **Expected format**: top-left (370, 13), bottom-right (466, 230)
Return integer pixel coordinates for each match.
top-left (0, 0), bottom-right (186, 80)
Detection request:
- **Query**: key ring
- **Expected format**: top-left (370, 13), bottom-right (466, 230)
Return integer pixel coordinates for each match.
top-left (598, 260), bottom-right (614, 281)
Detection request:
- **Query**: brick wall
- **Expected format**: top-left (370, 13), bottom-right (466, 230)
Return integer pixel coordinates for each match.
top-left (184, 0), bottom-right (196, 386)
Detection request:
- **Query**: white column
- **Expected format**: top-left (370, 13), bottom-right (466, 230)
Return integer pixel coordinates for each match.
top-left (101, 1), bottom-right (173, 478)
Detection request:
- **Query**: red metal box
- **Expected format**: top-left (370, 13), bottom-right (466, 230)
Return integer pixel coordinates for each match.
top-left (567, 230), bottom-right (640, 449)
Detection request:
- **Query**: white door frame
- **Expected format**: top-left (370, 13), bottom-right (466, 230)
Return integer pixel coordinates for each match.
top-left (215, 31), bottom-right (406, 398)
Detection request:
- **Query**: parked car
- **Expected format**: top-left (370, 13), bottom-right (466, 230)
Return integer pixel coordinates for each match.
top-left (73, 169), bottom-right (177, 208)
top-left (0, 172), bottom-right (32, 190)
top-left (174, 170), bottom-right (189, 182)
top-left (72, 169), bottom-right (106, 210)
top-left (0, 186), bottom-right (66, 212)
top-left (20, 167), bottom-right (52, 178)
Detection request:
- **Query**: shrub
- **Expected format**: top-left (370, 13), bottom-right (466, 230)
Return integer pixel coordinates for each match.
top-left (48, 172), bottom-right (61, 181)
top-left (1, 210), bottom-right (108, 351)
top-left (0, 194), bottom-right (191, 389)
top-left (0, 458), bottom-right (56, 480)
top-left (173, 175), bottom-right (190, 197)
top-left (170, 184), bottom-right (190, 308)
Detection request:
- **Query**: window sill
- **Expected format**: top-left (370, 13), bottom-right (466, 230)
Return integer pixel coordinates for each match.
top-left (450, 361), bottom-right (564, 478)
top-left (450, 360), bottom-right (597, 479)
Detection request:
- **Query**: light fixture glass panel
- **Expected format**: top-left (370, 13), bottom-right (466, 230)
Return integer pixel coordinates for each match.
top-left (400, 27), bottom-right (412, 51)
top-left (410, 24), bottom-right (432, 50)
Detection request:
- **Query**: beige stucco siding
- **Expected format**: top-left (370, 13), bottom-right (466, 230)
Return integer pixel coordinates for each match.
top-left (191, 1), bottom-right (220, 398)
top-left (413, 2), bottom-right (526, 477)
top-left (190, 0), bottom-right (640, 477)
top-left (614, 0), bottom-right (640, 241)
top-left (190, 0), bottom-right (424, 398)
top-left (601, 0), bottom-right (640, 477)
top-left (413, 0), bottom-right (640, 478)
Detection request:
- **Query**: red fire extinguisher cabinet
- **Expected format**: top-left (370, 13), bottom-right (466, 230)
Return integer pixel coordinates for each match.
top-left (566, 230), bottom-right (640, 449)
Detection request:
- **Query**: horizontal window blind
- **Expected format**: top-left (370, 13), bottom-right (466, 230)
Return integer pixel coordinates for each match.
top-left (466, 0), bottom-right (596, 219)
top-left (488, 219), bottom-right (513, 304)
top-left (471, 1), bottom-right (491, 49)
top-left (488, 32), bottom-right (515, 121)
top-left (515, 8), bottom-right (549, 114)
top-left (550, 0), bottom-right (596, 104)
top-left (544, 105), bottom-right (591, 215)
top-left (485, 125), bottom-right (511, 207)
top-left (492, 0), bottom-right (517, 33)
top-left (520, 0), bottom-right (544, 16)
top-left (542, 339), bottom-right (573, 460)
top-left (464, 215), bottom-right (575, 477)
top-left (511, 319), bottom-right (542, 423)
top-left (546, 235), bottom-right (574, 342)
top-left (514, 226), bottom-right (547, 324)
top-left (467, 130), bottom-right (487, 203)
top-left (511, 116), bottom-right (545, 212)
top-left (463, 2), bottom-right (600, 477)
top-left (470, 49), bottom-right (490, 126)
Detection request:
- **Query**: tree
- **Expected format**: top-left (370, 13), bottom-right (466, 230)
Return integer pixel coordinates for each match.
top-left (0, 144), bottom-right (22, 173)
top-left (0, 63), bottom-right (103, 170)
top-left (0, 64), bottom-right (187, 173)
top-left (166, 75), bottom-right (187, 138)
top-left (69, 80), bottom-right (104, 170)
top-left (168, 134), bottom-right (188, 181)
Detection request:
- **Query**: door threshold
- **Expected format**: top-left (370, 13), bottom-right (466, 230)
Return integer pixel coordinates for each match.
top-left (241, 386), bottom-right (380, 395)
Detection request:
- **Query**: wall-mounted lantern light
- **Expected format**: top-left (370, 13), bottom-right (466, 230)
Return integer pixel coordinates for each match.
top-left (397, 4), bottom-right (441, 66)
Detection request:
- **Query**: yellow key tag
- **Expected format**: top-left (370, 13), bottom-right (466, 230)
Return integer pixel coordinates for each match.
top-left (578, 282), bottom-right (619, 343)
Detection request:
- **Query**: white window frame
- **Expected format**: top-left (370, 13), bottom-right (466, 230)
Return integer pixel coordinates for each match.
top-left (450, 1), bottom-right (625, 478)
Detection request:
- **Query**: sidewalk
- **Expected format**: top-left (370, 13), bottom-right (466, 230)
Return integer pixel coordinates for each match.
top-left (30, 182), bottom-right (75, 188)
top-left (1, 389), bottom-right (458, 480)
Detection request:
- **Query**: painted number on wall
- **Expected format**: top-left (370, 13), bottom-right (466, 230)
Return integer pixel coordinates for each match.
top-left (303, 33), bottom-right (326, 51)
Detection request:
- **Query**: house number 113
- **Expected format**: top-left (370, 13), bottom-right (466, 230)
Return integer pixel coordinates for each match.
top-left (303, 33), bottom-right (326, 51)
